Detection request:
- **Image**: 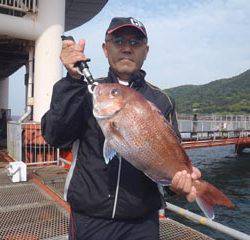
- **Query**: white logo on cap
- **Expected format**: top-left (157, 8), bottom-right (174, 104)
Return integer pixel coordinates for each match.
top-left (130, 18), bottom-right (143, 28)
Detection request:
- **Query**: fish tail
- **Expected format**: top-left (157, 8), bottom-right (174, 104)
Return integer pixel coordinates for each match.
top-left (194, 180), bottom-right (234, 219)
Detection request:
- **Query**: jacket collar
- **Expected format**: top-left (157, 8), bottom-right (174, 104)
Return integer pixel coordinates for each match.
top-left (107, 68), bottom-right (146, 89)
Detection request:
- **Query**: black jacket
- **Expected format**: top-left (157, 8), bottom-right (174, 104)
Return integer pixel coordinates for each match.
top-left (41, 69), bottom-right (180, 220)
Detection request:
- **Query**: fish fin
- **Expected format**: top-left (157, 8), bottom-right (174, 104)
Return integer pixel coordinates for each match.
top-left (196, 197), bottom-right (215, 219)
top-left (109, 121), bottom-right (124, 141)
top-left (103, 140), bottom-right (116, 164)
top-left (194, 180), bottom-right (234, 219)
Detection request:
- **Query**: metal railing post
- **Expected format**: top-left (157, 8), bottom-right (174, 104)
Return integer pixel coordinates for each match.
top-left (57, 149), bottom-right (60, 166)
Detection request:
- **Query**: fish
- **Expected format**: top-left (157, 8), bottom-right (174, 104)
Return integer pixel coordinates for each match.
top-left (92, 83), bottom-right (234, 219)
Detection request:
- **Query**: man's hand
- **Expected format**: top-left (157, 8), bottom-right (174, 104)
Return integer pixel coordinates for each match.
top-left (171, 167), bottom-right (201, 202)
top-left (60, 39), bottom-right (87, 79)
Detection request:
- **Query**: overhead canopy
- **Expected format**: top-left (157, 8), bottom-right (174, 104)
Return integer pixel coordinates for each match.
top-left (65, 0), bottom-right (108, 31)
top-left (0, 38), bottom-right (29, 80)
top-left (0, 0), bottom-right (108, 80)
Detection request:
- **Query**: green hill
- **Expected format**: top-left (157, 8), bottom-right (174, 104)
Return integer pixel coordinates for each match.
top-left (164, 69), bottom-right (250, 114)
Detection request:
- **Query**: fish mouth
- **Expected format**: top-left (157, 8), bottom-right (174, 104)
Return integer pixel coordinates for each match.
top-left (93, 108), bottom-right (121, 120)
top-left (92, 99), bottom-right (123, 119)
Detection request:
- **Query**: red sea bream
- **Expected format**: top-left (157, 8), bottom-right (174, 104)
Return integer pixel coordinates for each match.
top-left (92, 83), bottom-right (234, 219)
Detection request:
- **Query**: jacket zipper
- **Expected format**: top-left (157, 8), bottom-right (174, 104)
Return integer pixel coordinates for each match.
top-left (112, 155), bottom-right (122, 218)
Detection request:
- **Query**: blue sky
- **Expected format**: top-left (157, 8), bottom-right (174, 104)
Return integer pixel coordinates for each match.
top-left (10, 0), bottom-right (250, 115)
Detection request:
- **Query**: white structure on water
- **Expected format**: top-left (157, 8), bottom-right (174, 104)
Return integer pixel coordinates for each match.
top-left (0, 0), bottom-right (107, 122)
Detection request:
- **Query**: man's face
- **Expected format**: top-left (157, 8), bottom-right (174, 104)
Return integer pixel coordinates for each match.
top-left (102, 27), bottom-right (149, 80)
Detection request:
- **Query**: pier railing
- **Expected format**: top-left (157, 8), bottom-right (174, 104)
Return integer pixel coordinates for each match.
top-left (178, 114), bottom-right (250, 133)
top-left (7, 121), bottom-right (59, 165)
top-left (181, 129), bottom-right (250, 141)
top-left (0, 0), bottom-right (38, 14)
top-left (165, 202), bottom-right (250, 240)
top-left (6, 118), bottom-right (250, 164)
top-left (178, 114), bottom-right (250, 122)
top-left (178, 115), bottom-right (250, 144)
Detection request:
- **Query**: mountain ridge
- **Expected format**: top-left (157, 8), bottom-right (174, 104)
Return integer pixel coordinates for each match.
top-left (164, 69), bottom-right (250, 114)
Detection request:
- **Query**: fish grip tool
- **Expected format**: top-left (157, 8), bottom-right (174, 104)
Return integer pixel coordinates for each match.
top-left (61, 35), bottom-right (98, 93)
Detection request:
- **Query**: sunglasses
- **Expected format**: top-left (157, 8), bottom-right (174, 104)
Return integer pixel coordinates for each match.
top-left (106, 36), bottom-right (147, 47)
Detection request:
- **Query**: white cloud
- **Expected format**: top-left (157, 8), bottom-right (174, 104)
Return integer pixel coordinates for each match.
top-left (69, 0), bottom-right (250, 88)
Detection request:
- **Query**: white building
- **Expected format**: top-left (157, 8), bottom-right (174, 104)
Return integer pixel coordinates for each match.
top-left (0, 0), bottom-right (107, 122)
top-left (0, 0), bottom-right (107, 162)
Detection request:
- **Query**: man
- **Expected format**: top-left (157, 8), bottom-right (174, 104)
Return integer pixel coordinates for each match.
top-left (42, 17), bottom-right (200, 240)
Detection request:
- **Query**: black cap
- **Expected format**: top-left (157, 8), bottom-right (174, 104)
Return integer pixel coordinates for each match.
top-left (106, 17), bottom-right (147, 39)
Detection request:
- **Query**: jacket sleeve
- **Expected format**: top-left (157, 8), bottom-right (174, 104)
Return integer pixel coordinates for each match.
top-left (41, 74), bottom-right (89, 148)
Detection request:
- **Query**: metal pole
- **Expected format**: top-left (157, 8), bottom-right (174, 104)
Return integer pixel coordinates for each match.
top-left (18, 46), bottom-right (34, 123)
top-left (165, 201), bottom-right (250, 240)
top-left (57, 149), bottom-right (60, 166)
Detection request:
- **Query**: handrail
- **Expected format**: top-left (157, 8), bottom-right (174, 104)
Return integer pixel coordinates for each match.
top-left (178, 117), bottom-right (250, 133)
top-left (0, 0), bottom-right (38, 14)
top-left (165, 201), bottom-right (250, 240)
top-left (181, 129), bottom-right (250, 142)
top-left (178, 114), bottom-right (250, 121)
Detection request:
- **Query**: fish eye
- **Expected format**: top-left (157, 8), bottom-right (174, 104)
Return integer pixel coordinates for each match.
top-left (110, 88), bottom-right (120, 96)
